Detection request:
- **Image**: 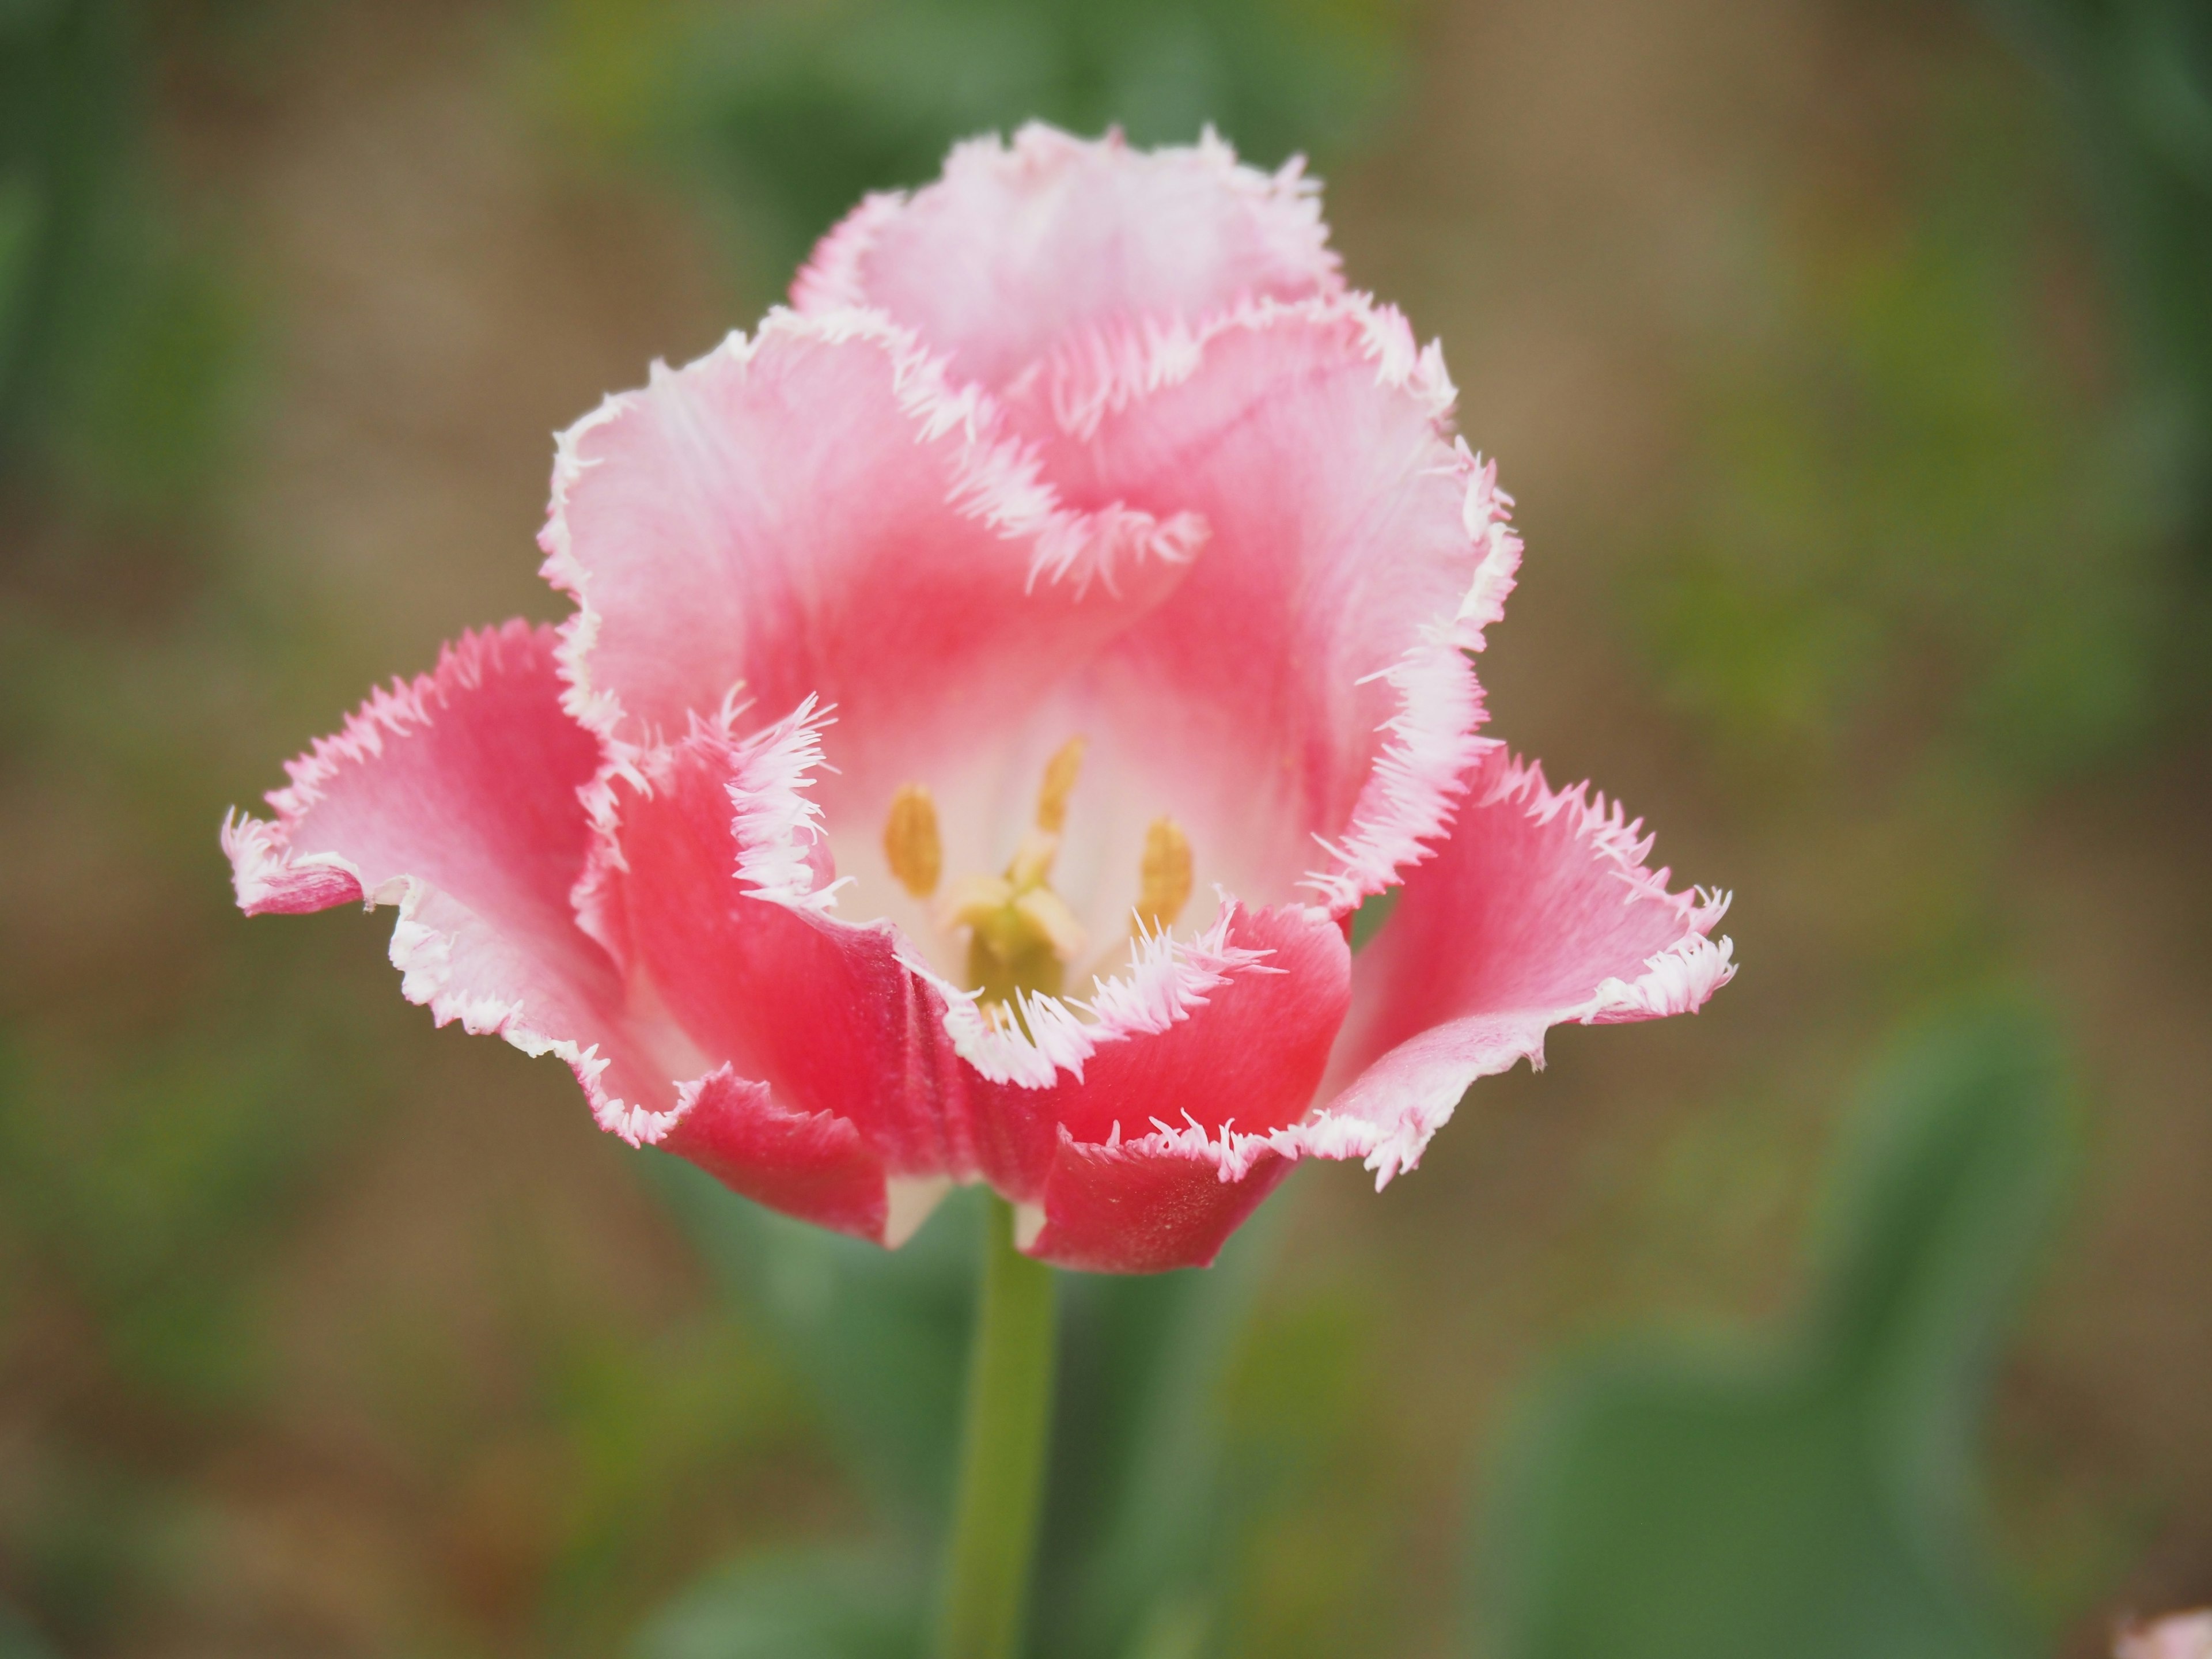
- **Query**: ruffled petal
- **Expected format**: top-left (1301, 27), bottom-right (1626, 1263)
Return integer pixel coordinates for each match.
top-left (792, 124), bottom-right (1341, 389)
top-left (541, 309), bottom-right (1192, 754)
top-left (1315, 747), bottom-right (1736, 1187)
top-left (1010, 901), bottom-right (1347, 1271)
top-left (589, 707), bottom-right (1018, 1194)
top-left (590, 703), bottom-right (1352, 1252)
top-left (219, 621), bottom-right (662, 1118)
top-left (995, 294), bottom-right (1520, 920)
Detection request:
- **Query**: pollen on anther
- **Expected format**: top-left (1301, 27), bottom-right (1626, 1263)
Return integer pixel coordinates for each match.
top-left (1035, 736), bottom-right (1087, 835)
top-left (884, 783), bottom-right (942, 897)
top-left (1137, 816), bottom-right (1193, 931)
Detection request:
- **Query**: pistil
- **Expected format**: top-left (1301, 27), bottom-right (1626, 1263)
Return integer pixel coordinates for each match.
top-left (882, 736), bottom-right (1194, 1025)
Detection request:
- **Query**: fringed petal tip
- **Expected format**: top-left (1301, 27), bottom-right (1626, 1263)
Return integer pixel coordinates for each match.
top-left (939, 904), bottom-right (1283, 1092)
top-left (1312, 746), bottom-right (1737, 1196)
top-left (221, 809), bottom-right (363, 915)
top-left (222, 618), bottom-right (570, 919)
top-left (791, 123), bottom-right (1343, 392)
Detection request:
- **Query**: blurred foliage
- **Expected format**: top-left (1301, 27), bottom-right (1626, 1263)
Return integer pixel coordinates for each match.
top-left (1475, 1008), bottom-right (2072, 1659)
top-left (639, 1163), bottom-right (1290, 1659)
top-left (1974, 0), bottom-right (2212, 565)
top-left (0, 0), bottom-right (247, 526)
top-left (1631, 74), bottom-right (2188, 785)
top-left (532, 0), bottom-right (1411, 291)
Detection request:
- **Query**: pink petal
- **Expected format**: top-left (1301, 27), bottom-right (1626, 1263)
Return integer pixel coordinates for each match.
top-left (1013, 902), bottom-right (1349, 1271)
top-left (1022, 1135), bottom-right (1294, 1274)
top-left (224, 624), bottom-right (910, 1246)
top-left (1005, 294), bottom-right (1520, 917)
top-left (588, 709), bottom-right (1019, 1190)
top-left (1313, 747), bottom-right (1735, 1187)
top-left (589, 702), bottom-right (1352, 1263)
top-left (540, 306), bottom-right (1197, 788)
top-left (793, 124), bottom-right (1341, 389)
top-left (219, 621), bottom-right (659, 1118)
top-left (657, 1069), bottom-right (896, 1244)
top-left (2119, 1613), bottom-right (2212, 1659)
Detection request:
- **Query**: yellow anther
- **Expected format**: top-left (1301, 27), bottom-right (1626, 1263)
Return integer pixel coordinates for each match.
top-left (883, 783), bottom-right (942, 897)
top-left (1034, 736), bottom-right (1087, 834)
top-left (1136, 816), bottom-right (1193, 931)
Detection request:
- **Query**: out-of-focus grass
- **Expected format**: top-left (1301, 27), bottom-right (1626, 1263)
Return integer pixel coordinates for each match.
top-left (531, 0), bottom-right (1409, 293)
top-left (1630, 74), bottom-right (2176, 788)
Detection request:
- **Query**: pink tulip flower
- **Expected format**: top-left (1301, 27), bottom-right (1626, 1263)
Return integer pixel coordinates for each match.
top-left (225, 126), bottom-right (1734, 1272)
top-left (2120, 1613), bottom-right (2212, 1659)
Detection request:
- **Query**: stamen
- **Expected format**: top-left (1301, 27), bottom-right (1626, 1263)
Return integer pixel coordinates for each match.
top-left (1137, 816), bottom-right (1193, 931)
top-left (1034, 736), bottom-right (1087, 834)
top-left (883, 783), bottom-right (942, 897)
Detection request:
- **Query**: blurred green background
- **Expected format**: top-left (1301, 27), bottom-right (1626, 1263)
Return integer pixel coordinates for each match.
top-left (1, 0), bottom-right (2206, 1654)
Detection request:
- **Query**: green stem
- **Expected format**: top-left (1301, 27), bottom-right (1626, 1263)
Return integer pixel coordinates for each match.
top-left (935, 1194), bottom-right (1058, 1659)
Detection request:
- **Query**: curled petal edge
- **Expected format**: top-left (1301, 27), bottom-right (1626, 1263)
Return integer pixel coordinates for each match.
top-left (537, 306), bottom-right (1210, 752)
top-left (1018, 291), bottom-right (1524, 917)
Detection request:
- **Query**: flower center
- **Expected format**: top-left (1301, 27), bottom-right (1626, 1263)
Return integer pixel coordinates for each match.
top-left (881, 737), bottom-right (1194, 1020)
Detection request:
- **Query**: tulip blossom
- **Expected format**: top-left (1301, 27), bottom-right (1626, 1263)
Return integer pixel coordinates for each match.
top-left (225, 125), bottom-right (1733, 1273)
top-left (2120, 1614), bottom-right (2212, 1659)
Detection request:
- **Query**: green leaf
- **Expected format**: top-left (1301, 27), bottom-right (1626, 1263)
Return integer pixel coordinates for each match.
top-left (1039, 1198), bottom-right (1288, 1659)
top-left (644, 1157), bottom-right (982, 1528)
top-left (630, 1547), bottom-right (923, 1659)
top-left (1475, 1006), bottom-right (2070, 1659)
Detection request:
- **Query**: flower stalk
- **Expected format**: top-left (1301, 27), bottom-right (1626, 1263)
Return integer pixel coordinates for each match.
top-left (935, 1195), bottom-right (1058, 1659)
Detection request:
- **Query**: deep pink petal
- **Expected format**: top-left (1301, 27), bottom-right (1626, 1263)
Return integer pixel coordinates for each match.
top-left (223, 626), bottom-right (918, 1247)
top-left (590, 710), bottom-right (1026, 1194)
top-left (1006, 901), bottom-right (1347, 1271)
top-left (658, 1069), bottom-right (894, 1244)
top-left (1313, 747), bottom-right (1736, 1185)
top-left (793, 125), bottom-right (1341, 389)
top-left (1032, 901), bottom-right (1351, 1149)
top-left (220, 622), bottom-right (662, 1118)
top-left (1023, 1135), bottom-right (1294, 1274)
top-left (1001, 294), bottom-right (1521, 917)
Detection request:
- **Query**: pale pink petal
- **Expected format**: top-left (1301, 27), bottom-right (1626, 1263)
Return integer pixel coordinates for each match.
top-left (219, 622), bottom-right (660, 1119)
top-left (2119, 1613), bottom-right (2212, 1659)
top-left (793, 124), bottom-right (1341, 389)
top-left (998, 294), bottom-right (1520, 920)
top-left (541, 309), bottom-right (1192, 756)
top-left (1309, 746), bottom-right (1735, 1187)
